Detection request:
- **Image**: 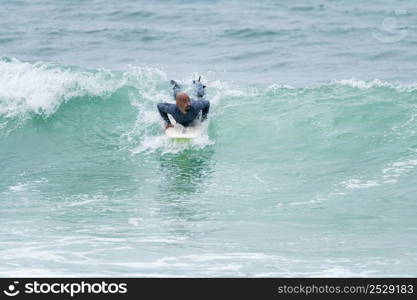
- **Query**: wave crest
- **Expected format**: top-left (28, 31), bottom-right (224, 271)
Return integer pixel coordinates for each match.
top-left (0, 57), bottom-right (121, 118)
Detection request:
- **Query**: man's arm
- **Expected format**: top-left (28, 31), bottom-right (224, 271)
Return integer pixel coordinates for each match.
top-left (201, 100), bottom-right (210, 121)
top-left (157, 103), bottom-right (173, 126)
top-left (194, 100), bottom-right (210, 121)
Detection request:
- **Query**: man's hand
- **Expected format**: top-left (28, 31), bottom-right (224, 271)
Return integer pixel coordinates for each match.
top-left (165, 123), bottom-right (174, 130)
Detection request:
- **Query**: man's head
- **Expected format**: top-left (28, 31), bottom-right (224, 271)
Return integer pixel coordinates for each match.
top-left (175, 92), bottom-right (191, 113)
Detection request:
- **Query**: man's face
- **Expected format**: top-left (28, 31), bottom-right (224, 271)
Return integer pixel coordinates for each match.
top-left (176, 94), bottom-right (191, 112)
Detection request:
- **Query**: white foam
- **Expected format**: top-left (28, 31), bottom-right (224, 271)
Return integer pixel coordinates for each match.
top-left (0, 58), bottom-right (122, 118)
top-left (7, 178), bottom-right (48, 193)
top-left (341, 179), bottom-right (380, 189)
top-left (8, 182), bottom-right (29, 192)
top-left (65, 199), bottom-right (100, 207)
top-left (382, 159), bottom-right (417, 184)
top-left (128, 218), bottom-right (141, 226)
top-left (131, 132), bottom-right (214, 155)
top-left (266, 83), bottom-right (295, 91)
top-left (336, 157), bottom-right (417, 191)
top-left (332, 78), bottom-right (417, 91)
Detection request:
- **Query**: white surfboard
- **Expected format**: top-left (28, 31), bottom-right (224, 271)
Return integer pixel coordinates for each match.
top-left (165, 114), bottom-right (205, 139)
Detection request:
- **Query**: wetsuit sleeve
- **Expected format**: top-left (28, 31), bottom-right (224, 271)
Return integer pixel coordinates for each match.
top-left (195, 100), bottom-right (210, 121)
top-left (157, 103), bottom-right (172, 124)
top-left (201, 100), bottom-right (210, 121)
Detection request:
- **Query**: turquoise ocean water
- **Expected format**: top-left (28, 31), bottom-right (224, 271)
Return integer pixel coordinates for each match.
top-left (1, 0), bottom-right (417, 276)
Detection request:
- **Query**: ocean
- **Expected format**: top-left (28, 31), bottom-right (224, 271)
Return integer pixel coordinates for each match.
top-left (1, 0), bottom-right (417, 276)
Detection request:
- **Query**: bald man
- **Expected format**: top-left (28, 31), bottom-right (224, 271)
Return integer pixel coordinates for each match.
top-left (157, 78), bottom-right (210, 129)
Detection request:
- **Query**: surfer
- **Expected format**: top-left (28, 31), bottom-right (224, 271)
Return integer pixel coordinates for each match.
top-left (157, 77), bottom-right (210, 129)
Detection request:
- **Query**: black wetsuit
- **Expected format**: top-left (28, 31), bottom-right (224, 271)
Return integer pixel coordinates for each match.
top-left (157, 80), bottom-right (210, 127)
